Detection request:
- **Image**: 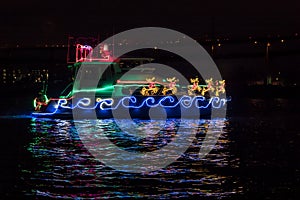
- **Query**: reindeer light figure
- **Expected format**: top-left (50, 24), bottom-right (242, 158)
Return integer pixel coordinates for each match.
top-left (140, 77), bottom-right (159, 96)
top-left (162, 77), bottom-right (179, 95)
top-left (214, 80), bottom-right (226, 96)
top-left (201, 78), bottom-right (215, 96)
top-left (188, 78), bottom-right (202, 95)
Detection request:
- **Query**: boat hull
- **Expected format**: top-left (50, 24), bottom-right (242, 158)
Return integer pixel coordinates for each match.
top-left (32, 95), bottom-right (228, 119)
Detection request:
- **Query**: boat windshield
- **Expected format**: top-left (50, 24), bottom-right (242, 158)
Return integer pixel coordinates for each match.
top-left (60, 82), bottom-right (73, 98)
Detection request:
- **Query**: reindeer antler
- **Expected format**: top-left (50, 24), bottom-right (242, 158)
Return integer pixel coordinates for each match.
top-left (219, 80), bottom-right (225, 84)
top-left (205, 78), bottom-right (213, 84)
top-left (167, 77), bottom-right (178, 82)
top-left (146, 77), bottom-right (155, 82)
top-left (190, 78), bottom-right (199, 83)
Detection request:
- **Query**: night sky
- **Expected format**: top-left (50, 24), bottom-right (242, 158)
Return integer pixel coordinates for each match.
top-left (1, 0), bottom-right (299, 45)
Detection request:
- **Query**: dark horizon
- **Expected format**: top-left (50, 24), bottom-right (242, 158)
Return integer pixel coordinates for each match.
top-left (1, 1), bottom-right (300, 45)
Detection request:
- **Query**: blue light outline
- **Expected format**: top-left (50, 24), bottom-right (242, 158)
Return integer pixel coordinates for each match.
top-left (32, 95), bottom-right (229, 116)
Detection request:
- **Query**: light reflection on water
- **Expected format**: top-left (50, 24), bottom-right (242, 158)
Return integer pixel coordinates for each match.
top-left (20, 118), bottom-right (242, 199)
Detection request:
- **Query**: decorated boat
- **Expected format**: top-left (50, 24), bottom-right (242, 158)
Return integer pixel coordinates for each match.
top-left (32, 43), bottom-right (229, 119)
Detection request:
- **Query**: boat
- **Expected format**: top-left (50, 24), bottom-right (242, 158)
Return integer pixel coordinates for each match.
top-left (32, 43), bottom-right (229, 119)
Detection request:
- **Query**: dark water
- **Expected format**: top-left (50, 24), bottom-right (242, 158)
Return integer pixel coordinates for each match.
top-left (0, 97), bottom-right (299, 199)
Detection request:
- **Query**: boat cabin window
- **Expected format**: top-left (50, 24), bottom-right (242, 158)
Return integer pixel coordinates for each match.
top-left (73, 64), bottom-right (114, 90)
top-left (78, 65), bottom-right (112, 81)
top-left (112, 64), bottom-right (122, 74)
